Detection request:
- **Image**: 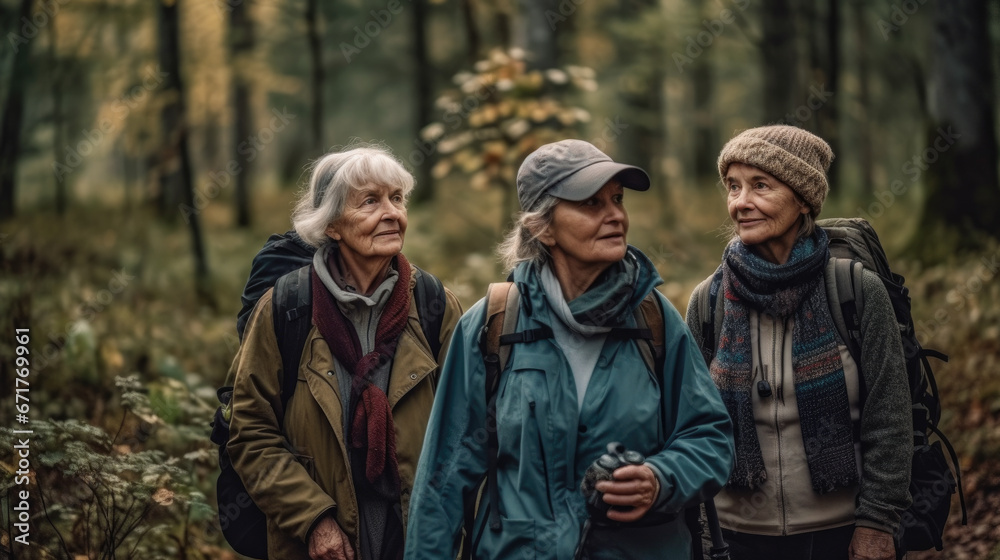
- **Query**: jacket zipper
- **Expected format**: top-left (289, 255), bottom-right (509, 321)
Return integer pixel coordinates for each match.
top-left (770, 314), bottom-right (788, 536)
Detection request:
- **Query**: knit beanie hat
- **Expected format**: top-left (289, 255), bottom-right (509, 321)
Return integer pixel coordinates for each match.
top-left (717, 125), bottom-right (834, 216)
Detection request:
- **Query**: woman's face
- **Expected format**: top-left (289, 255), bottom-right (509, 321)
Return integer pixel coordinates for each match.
top-left (540, 180), bottom-right (629, 275)
top-left (726, 163), bottom-right (808, 262)
top-left (325, 182), bottom-right (407, 262)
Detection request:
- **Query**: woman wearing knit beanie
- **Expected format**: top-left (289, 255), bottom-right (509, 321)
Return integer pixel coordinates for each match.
top-left (686, 126), bottom-right (913, 560)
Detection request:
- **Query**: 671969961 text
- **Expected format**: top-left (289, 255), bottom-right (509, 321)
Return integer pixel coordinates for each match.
top-left (12, 328), bottom-right (33, 547)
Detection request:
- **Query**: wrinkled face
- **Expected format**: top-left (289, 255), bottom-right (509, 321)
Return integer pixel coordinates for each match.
top-left (726, 163), bottom-right (808, 255)
top-left (325, 183), bottom-right (407, 262)
top-left (540, 180), bottom-right (629, 274)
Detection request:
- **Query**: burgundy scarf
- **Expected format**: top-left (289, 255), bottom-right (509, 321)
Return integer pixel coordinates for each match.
top-left (311, 253), bottom-right (412, 496)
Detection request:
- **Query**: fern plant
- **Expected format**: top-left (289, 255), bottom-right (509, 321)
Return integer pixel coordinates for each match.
top-left (1, 375), bottom-right (216, 559)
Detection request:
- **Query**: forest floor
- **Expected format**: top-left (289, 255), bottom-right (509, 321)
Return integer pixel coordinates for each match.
top-left (1, 187), bottom-right (998, 558)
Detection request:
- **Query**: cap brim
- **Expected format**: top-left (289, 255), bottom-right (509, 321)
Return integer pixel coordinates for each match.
top-left (548, 161), bottom-right (651, 201)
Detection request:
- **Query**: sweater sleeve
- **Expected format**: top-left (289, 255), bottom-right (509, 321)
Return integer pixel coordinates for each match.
top-left (404, 300), bottom-right (491, 560)
top-left (854, 269), bottom-right (913, 534)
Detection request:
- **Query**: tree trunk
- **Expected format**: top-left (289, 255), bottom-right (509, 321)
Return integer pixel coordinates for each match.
top-left (231, 0), bottom-right (253, 227)
top-left (495, 8), bottom-right (511, 50)
top-left (615, 1), bottom-right (668, 217)
top-left (0, 0), bottom-right (35, 221)
top-left (158, 0), bottom-right (210, 285)
top-left (50, 8), bottom-right (67, 215)
top-left (514, 0), bottom-right (558, 69)
top-left (305, 0), bottom-right (324, 157)
top-left (691, 58), bottom-right (715, 186)
top-left (760, 0), bottom-right (800, 123)
top-left (919, 0), bottom-right (999, 244)
top-left (821, 0), bottom-right (840, 188)
top-left (803, 0), bottom-right (840, 184)
top-left (461, 0), bottom-right (480, 65)
top-left (851, 0), bottom-right (873, 194)
top-left (411, 0), bottom-right (434, 203)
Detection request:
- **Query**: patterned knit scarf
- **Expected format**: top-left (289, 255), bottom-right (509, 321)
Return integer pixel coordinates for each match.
top-left (311, 254), bottom-right (412, 498)
top-left (712, 230), bottom-right (858, 494)
top-left (565, 251), bottom-right (638, 328)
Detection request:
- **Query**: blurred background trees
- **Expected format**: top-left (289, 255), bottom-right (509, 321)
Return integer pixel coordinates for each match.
top-left (2, 0), bottom-right (1000, 557)
top-left (3, 0), bottom-right (996, 248)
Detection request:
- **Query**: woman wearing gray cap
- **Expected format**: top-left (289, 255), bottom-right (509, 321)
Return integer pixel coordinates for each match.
top-left (686, 126), bottom-right (911, 560)
top-left (405, 139), bottom-right (734, 560)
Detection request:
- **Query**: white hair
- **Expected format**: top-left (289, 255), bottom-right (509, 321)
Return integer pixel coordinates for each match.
top-left (292, 143), bottom-right (415, 247)
top-left (496, 195), bottom-right (561, 272)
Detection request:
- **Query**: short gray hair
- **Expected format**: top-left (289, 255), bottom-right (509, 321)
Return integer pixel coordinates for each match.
top-left (497, 195), bottom-right (560, 272)
top-left (292, 143), bottom-right (414, 247)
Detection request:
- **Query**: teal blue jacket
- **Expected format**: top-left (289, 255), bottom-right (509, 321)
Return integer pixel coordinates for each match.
top-left (405, 254), bottom-right (734, 560)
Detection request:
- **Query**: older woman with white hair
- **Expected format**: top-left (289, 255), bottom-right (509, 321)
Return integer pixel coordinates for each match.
top-left (228, 144), bottom-right (462, 560)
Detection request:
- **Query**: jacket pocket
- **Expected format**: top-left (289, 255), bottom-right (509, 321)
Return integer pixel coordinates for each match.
top-left (585, 519), bottom-right (688, 559)
top-left (477, 518), bottom-right (536, 560)
top-left (293, 449), bottom-right (317, 480)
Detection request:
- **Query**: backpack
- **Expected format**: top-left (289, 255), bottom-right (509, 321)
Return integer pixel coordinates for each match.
top-left (210, 231), bottom-right (447, 559)
top-left (693, 217), bottom-right (966, 554)
top-left (461, 282), bottom-right (727, 560)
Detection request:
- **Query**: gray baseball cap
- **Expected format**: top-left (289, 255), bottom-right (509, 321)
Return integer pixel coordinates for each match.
top-left (516, 139), bottom-right (650, 212)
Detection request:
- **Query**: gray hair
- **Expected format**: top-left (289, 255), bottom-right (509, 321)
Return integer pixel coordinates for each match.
top-left (497, 195), bottom-right (561, 272)
top-left (292, 143), bottom-right (415, 247)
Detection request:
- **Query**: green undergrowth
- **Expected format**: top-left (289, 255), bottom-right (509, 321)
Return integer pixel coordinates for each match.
top-left (1, 186), bottom-right (997, 556)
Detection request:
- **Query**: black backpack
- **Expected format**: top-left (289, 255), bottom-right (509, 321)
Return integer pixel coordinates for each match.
top-left (463, 282), bottom-right (729, 560)
top-left (210, 231), bottom-right (447, 559)
top-left (694, 217), bottom-right (966, 554)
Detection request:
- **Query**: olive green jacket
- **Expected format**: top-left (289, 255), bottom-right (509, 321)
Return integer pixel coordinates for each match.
top-left (228, 267), bottom-right (462, 559)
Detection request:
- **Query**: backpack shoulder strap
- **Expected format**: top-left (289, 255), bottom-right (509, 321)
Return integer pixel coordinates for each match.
top-left (825, 257), bottom-right (865, 381)
top-left (272, 265), bottom-right (313, 423)
top-left (413, 266), bottom-right (447, 359)
top-left (635, 291), bottom-right (665, 373)
top-left (695, 266), bottom-right (724, 362)
top-left (483, 282), bottom-right (521, 376)
top-left (480, 282), bottom-right (521, 535)
top-left (636, 291), bottom-right (718, 559)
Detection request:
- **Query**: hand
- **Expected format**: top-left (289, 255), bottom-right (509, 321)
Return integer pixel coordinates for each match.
top-left (593, 464), bottom-right (660, 523)
top-left (849, 526), bottom-right (896, 560)
top-left (308, 516), bottom-right (355, 560)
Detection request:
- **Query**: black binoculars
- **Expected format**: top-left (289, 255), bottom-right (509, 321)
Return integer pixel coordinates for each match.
top-left (580, 442), bottom-right (646, 519)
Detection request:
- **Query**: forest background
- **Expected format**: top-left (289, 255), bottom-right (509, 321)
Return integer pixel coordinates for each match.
top-left (1, 0), bottom-right (999, 558)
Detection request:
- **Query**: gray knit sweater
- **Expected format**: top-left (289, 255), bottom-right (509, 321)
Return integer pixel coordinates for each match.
top-left (685, 268), bottom-right (912, 535)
